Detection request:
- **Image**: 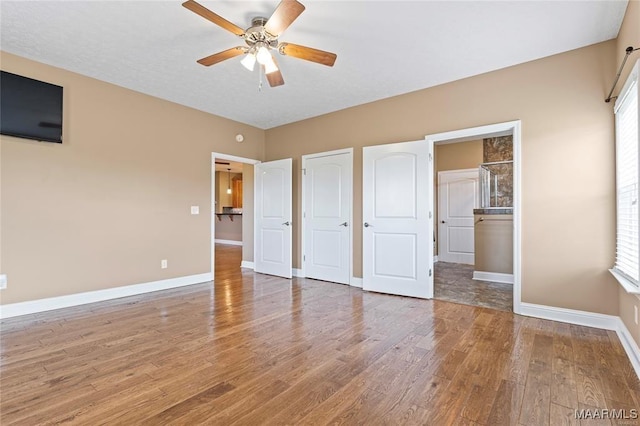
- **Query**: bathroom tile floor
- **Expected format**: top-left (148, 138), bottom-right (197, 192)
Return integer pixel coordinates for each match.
top-left (434, 261), bottom-right (513, 312)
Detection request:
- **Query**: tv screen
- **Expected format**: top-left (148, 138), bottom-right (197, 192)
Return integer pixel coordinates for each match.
top-left (0, 71), bottom-right (63, 143)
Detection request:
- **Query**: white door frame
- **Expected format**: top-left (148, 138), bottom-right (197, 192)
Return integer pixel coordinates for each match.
top-left (301, 148), bottom-right (354, 285)
top-left (437, 168), bottom-right (479, 264)
top-left (211, 152), bottom-right (261, 281)
top-left (426, 120), bottom-right (522, 314)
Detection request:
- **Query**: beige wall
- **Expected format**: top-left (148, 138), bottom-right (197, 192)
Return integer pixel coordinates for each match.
top-left (434, 140), bottom-right (483, 255)
top-left (435, 140), bottom-right (483, 172)
top-left (0, 51), bottom-right (265, 304)
top-left (265, 40), bottom-right (620, 316)
top-left (616, 0), bottom-right (640, 346)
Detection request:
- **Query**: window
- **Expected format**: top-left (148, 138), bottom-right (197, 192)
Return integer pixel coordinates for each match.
top-left (612, 59), bottom-right (640, 293)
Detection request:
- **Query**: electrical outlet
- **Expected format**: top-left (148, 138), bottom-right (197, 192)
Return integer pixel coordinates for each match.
top-left (635, 305), bottom-right (638, 325)
top-left (161, 259), bottom-right (168, 269)
top-left (191, 206), bottom-right (199, 215)
top-left (0, 274), bottom-right (6, 290)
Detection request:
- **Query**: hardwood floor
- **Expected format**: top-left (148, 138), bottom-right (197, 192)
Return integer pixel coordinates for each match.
top-left (1, 244), bottom-right (638, 425)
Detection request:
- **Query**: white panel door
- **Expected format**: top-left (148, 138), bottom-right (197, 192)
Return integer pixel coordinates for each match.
top-left (255, 158), bottom-right (292, 278)
top-left (303, 152), bottom-right (352, 285)
top-left (363, 140), bottom-right (432, 298)
top-left (437, 169), bottom-right (479, 264)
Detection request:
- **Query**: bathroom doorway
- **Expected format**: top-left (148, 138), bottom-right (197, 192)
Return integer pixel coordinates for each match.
top-left (427, 121), bottom-right (521, 313)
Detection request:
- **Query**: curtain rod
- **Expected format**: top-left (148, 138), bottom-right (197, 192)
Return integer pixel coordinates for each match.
top-left (605, 46), bottom-right (639, 103)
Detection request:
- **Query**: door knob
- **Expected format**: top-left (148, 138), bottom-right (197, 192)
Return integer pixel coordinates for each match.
top-left (441, 220), bottom-right (446, 224)
top-left (339, 222), bottom-right (348, 227)
top-left (364, 222), bottom-right (371, 228)
top-left (282, 221), bottom-right (291, 226)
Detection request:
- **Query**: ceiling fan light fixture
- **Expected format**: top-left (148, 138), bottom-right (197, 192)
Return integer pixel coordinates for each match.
top-left (264, 55), bottom-right (279, 74)
top-left (240, 52), bottom-right (256, 71)
top-left (256, 44), bottom-right (272, 65)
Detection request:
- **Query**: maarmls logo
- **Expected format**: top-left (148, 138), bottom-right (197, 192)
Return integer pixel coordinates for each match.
top-left (575, 408), bottom-right (638, 420)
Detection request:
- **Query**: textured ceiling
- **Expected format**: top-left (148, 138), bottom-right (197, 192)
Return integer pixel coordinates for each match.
top-left (0, 1), bottom-right (629, 129)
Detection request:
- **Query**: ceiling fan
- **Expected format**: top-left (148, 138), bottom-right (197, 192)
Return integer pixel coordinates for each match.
top-left (182, 0), bottom-right (337, 88)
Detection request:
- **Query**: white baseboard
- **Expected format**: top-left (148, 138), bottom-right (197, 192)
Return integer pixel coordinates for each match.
top-left (520, 303), bottom-right (619, 329)
top-left (434, 256), bottom-right (439, 263)
top-left (473, 271), bottom-right (514, 284)
top-left (240, 261), bottom-right (254, 269)
top-left (292, 268), bottom-right (304, 278)
top-left (214, 239), bottom-right (243, 246)
top-left (520, 302), bottom-right (640, 379)
top-left (0, 272), bottom-right (213, 319)
top-left (350, 277), bottom-right (363, 288)
top-left (616, 317), bottom-right (640, 380)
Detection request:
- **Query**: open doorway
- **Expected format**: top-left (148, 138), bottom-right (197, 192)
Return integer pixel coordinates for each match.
top-left (213, 160), bottom-right (244, 277)
top-left (214, 160), bottom-right (244, 245)
top-left (427, 121), bottom-right (521, 313)
top-left (211, 153), bottom-right (260, 281)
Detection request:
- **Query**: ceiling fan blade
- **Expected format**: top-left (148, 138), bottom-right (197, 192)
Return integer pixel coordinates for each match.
top-left (182, 0), bottom-right (245, 36)
top-left (264, 0), bottom-right (305, 36)
top-left (266, 70), bottom-right (285, 87)
top-left (197, 47), bottom-right (245, 66)
top-left (279, 42), bottom-right (336, 67)
top-left (266, 57), bottom-right (285, 87)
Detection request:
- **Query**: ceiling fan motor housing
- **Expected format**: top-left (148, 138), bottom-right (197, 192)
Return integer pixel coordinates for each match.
top-left (251, 17), bottom-right (268, 27)
top-left (244, 17), bottom-right (279, 49)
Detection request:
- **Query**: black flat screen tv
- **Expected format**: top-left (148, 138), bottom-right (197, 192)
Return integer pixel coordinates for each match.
top-left (1, 71), bottom-right (63, 143)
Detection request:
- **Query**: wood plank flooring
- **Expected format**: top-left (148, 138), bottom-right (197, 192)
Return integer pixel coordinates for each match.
top-left (1, 244), bottom-right (638, 424)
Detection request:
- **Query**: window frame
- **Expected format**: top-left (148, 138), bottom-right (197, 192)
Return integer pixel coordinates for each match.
top-left (610, 58), bottom-right (640, 295)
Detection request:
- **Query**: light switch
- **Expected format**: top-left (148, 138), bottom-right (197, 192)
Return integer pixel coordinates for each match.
top-left (191, 206), bottom-right (199, 215)
top-left (0, 274), bottom-right (6, 290)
